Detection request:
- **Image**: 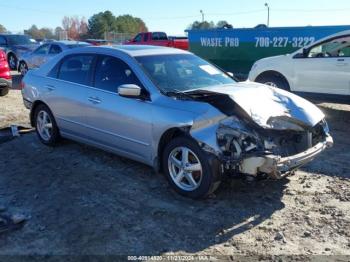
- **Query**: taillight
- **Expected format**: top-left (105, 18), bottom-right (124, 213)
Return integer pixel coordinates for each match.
top-left (0, 51), bottom-right (6, 62)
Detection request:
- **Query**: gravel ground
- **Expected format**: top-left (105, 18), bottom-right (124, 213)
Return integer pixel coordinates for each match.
top-left (0, 85), bottom-right (349, 259)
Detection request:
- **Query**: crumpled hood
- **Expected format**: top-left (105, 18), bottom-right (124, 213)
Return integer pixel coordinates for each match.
top-left (201, 82), bottom-right (325, 129)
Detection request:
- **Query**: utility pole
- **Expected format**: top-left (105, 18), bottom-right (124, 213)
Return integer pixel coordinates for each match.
top-left (200, 10), bottom-right (204, 22)
top-left (265, 3), bottom-right (270, 27)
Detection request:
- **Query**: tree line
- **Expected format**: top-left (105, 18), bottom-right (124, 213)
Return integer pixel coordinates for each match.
top-left (0, 13), bottom-right (233, 40)
top-left (0, 10), bottom-right (148, 40)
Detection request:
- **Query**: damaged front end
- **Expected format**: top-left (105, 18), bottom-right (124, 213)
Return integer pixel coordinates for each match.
top-left (186, 84), bottom-right (333, 179)
top-left (216, 116), bottom-right (333, 179)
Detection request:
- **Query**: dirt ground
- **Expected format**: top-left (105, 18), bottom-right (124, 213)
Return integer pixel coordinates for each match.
top-left (0, 80), bottom-right (349, 259)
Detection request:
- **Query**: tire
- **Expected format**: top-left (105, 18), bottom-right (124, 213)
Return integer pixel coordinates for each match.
top-left (0, 87), bottom-right (9, 96)
top-left (33, 104), bottom-right (60, 146)
top-left (19, 61), bottom-right (28, 76)
top-left (8, 54), bottom-right (17, 70)
top-left (162, 136), bottom-right (221, 199)
top-left (256, 73), bottom-right (290, 91)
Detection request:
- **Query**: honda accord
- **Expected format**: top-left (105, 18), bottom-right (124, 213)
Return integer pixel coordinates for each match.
top-left (21, 45), bottom-right (333, 198)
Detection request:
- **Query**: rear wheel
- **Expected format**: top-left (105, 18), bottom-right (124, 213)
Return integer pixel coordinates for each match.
top-left (256, 73), bottom-right (290, 91)
top-left (162, 136), bottom-right (221, 199)
top-left (34, 104), bottom-right (60, 146)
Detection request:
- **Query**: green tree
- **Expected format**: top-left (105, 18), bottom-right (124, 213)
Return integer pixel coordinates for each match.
top-left (216, 20), bottom-right (232, 29)
top-left (0, 24), bottom-right (6, 33)
top-left (88, 11), bottom-right (148, 39)
top-left (115, 15), bottom-right (148, 34)
top-left (188, 21), bottom-right (215, 30)
top-left (88, 11), bottom-right (117, 39)
top-left (24, 25), bottom-right (44, 39)
top-left (24, 25), bottom-right (54, 40)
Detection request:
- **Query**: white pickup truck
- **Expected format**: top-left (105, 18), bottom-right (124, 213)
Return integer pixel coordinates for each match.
top-left (249, 30), bottom-right (350, 98)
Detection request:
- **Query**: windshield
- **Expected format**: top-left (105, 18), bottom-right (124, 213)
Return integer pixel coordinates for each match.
top-left (135, 54), bottom-right (236, 93)
top-left (7, 35), bottom-right (31, 45)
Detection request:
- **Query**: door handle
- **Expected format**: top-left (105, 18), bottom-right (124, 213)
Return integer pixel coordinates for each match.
top-left (88, 97), bottom-right (101, 104)
top-left (336, 58), bottom-right (348, 66)
top-left (45, 84), bottom-right (55, 91)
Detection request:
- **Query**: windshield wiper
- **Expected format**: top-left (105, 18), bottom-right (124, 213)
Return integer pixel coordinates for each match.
top-left (164, 89), bottom-right (194, 100)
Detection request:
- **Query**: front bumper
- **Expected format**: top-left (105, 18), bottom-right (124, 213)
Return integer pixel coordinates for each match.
top-left (241, 135), bottom-right (334, 178)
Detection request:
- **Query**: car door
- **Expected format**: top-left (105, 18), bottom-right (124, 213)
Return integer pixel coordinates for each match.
top-left (292, 35), bottom-right (350, 95)
top-left (44, 54), bottom-right (97, 140)
top-left (85, 55), bottom-right (153, 162)
top-left (30, 44), bottom-right (50, 68)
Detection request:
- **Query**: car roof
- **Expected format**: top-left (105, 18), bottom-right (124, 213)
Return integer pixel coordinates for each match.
top-left (77, 45), bottom-right (190, 57)
top-left (56, 40), bottom-right (89, 46)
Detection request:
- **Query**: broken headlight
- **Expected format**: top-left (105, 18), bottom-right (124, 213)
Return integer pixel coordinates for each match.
top-left (267, 117), bottom-right (305, 132)
top-left (216, 116), bottom-right (261, 159)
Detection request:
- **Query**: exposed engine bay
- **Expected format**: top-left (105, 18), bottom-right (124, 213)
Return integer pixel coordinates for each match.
top-left (185, 85), bottom-right (333, 179)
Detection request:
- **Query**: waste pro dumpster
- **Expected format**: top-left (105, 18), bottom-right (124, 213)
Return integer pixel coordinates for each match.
top-left (186, 25), bottom-right (350, 80)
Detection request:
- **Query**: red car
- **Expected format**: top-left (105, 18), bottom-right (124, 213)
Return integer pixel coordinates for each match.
top-left (125, 32), bottom-right (189, 50)
top-left (0, 49), bottom-right (11, 96)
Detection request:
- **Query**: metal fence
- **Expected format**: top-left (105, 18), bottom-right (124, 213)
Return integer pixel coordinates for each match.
top-left (104, 32), bottom-right (135, 44)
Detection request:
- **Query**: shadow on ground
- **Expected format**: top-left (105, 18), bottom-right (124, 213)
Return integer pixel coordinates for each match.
top-left (0, 134), bottom-right (286, 255)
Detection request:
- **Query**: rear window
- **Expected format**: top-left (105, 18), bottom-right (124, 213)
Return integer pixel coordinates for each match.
top-left (58, 55), bottom-right (94, 86)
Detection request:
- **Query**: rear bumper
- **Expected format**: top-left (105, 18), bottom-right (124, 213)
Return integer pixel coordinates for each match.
top-left (241, 135), bottom-right (334, 178)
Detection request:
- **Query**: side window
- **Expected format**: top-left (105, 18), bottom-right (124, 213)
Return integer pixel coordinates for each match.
top-left (152, 33), bottom-right (159, 41)
top-left (34, 44), bottom-right (50, 55)
top-left (58, 55), bottom-right (94, 85)
top-left (158, 33), bottom-right (168, 40)
top-left (308, 36), bottom-right (350, 58)
top-left (134, 34), bottom-right (142, 42)
top-left (94, 56), bottom-right (142, 92)
top-left (0, 36), bottom-right (7, 46)
top-left (49, 44), bottom-right (62, 54)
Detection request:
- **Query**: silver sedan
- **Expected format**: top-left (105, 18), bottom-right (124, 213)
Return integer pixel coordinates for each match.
top-left (21, 45), bottom-right (333, 198)
top-left (17, 41), bottom-right (90, 75)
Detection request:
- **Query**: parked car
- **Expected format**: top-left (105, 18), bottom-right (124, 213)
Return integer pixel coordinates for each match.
top-left (18, 41), bottom-right (90, 75)
top-left (0, 34), bottom-right (38, 70)
top-left (0, 49), bottom-right (11, 96)
top-left (21, 45), bottom-right (333, 198)
top-left (125, 32), bottom-right (189, 50)
top-left (249, 30), bottom-right (350, 98)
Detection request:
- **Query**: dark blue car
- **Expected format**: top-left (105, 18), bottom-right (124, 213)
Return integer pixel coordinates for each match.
top-left (0, 34), bottom-right (38, 70)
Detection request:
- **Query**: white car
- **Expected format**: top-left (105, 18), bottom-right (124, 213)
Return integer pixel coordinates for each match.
top-left (249, 30), bottom-right (350, 97)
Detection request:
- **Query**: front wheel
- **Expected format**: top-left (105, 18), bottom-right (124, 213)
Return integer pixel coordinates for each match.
top-left (162, 136), bottom-right (221, 199)
top-left (34, 104), bottom-right (60, 146)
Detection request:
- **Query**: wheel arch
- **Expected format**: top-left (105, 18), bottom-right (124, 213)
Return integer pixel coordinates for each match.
top-left (255, 70), bottom-right (291, 90)
top-left (30, 100), bottom-right (50, 127)
top-left (156, 126), bottom-right (191, 172)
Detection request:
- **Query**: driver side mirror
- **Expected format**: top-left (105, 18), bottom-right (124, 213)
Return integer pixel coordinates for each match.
top-left (118, 84), bottom-right (142, 98)
top-left (293, 48), bottom-right (308, 59)
top-left (302, 48), bottom-right (309, 57)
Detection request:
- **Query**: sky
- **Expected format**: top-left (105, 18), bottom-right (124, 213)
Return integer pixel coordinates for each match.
top-left (1, 0), bottom-right (350, 35)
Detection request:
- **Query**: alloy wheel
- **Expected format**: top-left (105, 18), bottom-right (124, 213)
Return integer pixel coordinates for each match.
top-left (36, 110), bottom-right (53, 141)
top-left (168, 146), bottom-right (203, 191)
